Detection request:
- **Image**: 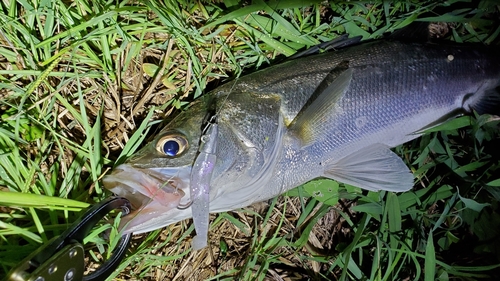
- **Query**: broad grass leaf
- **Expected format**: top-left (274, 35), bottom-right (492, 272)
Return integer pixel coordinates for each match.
top-left (437, 231), bottom-right (459, 250)
top-left (485, 25), bottom-right (500, 44)
top-left (0, 191), bottom-right (89, 210)
top-left (486, 179), bottom-right (500, 187)
top-left (303, 179), bottom-right (339, 206)
top-left (344, 184), bottom-right (362, 194)
top-left (432, 191), bottom-right (458, 232)
top-left (438, 270), bottom-right (449, 281)
top-left (485, 186), bottom-right (500, 201)
top-left (0, 221), bottom-right (42, 243)
top-left (387, 192), bottom-right (402, 233)
top-left (203, 0), bottom-right (322, 30)
top-left (293, 203), bottom-right (329, 248)
top-left (424, 185), bottom-right (453, 206)
top-left (458, 193), bottom-right (490, 212)
top-left (161, 77), bottom-right (177, 90)
top-left (114, 108), bottom-right (156, 166)
top-left (219, 213), bottom-right (251, 236)
top-left (453, 161), bottom-right (488, 178)
top-left (223, 0), bottom-right (239, 8)
top-left (351, 202), bottom-right (382, 218)
top-left (425, 231), bottom-right (436, 281)
top-left (346, 257), bottom-right (363, 279)
top-left (142, 63), bottom-right (159, 77)
top-left (423, 116), bottom-right (472, 133)
top-left (234, 19), bottom-right (296, 56)
top-left (398, 191), bottom-right (419, 210)
top-left (283, 186), bottom-right (309, 197)
top-left (340, 184), bottom-right (363, 200)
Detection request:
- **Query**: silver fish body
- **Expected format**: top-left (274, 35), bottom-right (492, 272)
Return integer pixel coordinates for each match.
top-left (103, 40), bottom-right (500, 234)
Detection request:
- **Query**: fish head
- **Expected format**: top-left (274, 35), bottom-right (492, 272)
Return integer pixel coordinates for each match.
top-left (104, 89), bottom-right (286, 234)
top-left (103, 97), bottom-right (211, 233)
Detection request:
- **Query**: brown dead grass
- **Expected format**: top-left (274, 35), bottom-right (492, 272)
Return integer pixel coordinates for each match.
top-left (115, 196), bottom-right (356, 280)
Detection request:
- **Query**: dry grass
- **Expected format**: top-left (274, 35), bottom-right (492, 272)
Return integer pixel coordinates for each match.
top-left (115, 196), bottom-right (357, 280)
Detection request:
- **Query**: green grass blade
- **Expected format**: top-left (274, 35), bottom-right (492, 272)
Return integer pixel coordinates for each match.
top-left (0, 191), bottom-right (89, 210)
top-left (425, 231), bottom-right (436, 281)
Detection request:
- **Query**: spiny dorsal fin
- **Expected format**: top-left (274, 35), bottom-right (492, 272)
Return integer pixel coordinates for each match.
top-left (387, 21), bottom-right (431, 42)
top-left (289, 35), bottom-right (362, 59)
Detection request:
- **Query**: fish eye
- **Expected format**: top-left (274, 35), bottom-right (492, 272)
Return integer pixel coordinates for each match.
top-left (156, 134), bottom-right (189, 157)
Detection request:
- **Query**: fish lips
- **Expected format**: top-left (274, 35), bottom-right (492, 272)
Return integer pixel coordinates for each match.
top-left (102, 164), bottom-right (192, 214)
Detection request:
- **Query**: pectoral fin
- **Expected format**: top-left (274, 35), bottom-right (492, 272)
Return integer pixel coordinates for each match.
top-left (290, 63), bottom-right (353, 145)
top-left (323, 144), bottom-right (414, 192)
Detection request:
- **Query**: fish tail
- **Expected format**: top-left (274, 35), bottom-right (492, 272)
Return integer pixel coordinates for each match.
top-left (464, 84), bottom-right (500, 116)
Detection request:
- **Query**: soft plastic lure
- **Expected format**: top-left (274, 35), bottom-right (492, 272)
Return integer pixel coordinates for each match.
top-left (189, 119), bottom-right (218, 250)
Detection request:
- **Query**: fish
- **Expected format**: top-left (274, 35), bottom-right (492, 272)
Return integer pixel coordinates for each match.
top-left (103, 38), bottom-right (500, 244)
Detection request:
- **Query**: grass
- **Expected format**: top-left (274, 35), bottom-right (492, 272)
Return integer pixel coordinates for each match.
top-left (1, 0), bottom-right (500, 280)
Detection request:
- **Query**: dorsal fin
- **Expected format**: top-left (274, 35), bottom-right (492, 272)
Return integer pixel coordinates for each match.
top-left (289, 35), bottom-right (362, 59)
top-left (387, 21), bottom-right (431, 42)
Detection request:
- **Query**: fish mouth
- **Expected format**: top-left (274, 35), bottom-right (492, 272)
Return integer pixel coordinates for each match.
top-left (102, 164), bottom-right (192, 232)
